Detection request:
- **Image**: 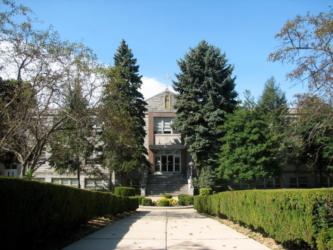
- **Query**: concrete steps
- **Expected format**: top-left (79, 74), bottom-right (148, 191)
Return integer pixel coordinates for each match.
top-left (146, 174), bottom-right (189, 196)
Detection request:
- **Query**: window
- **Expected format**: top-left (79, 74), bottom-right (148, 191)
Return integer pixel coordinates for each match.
top-left (328, 176), bottom-right (333, 187)
top-left (155, 153), bottom-right (181, 172)
top-left (174, 156), bottom-right (180, 172)
top-left (298, 176), bottom-right (308, 188)
top-left (289, 177), bottom-right (297, 188)
top-left (266, 178), bottom-right (274, 188)
top-left (33, 178), bottom-right (45, 182)
top-left (85, 179), bottom-right (105, 189)
top-left (155, 157), bottom-right (161, 172)
top-left (52, 178), bottom-right (78, 187)
top-left (154, 117), bottom-right (175, 134)
top-left (167, 155), bottom-right (173, 171)
top-left (161, 155), bottom-right (167, 171)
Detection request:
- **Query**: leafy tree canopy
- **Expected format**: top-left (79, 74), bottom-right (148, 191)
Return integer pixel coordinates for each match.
top-left (269, 8), bottom-right (333, 99)
top-left (217, 107), bottom-right (279, 183)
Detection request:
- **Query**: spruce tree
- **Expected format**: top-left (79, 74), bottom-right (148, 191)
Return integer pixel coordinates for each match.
top-left (173, 41), bottom-right (237, 188)
top-left (100, 40), bottom-right (147, 185)
top-left (257, 77), bottom-right (287, 124)
top-left (257, 77), bottom-right (288, 169)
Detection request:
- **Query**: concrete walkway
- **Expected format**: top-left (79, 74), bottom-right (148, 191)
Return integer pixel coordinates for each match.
top-left (64, 207), bottom-right (270, 250)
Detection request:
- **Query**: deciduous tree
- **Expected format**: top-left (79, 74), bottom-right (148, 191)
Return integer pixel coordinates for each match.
top-left (269, 9), bottom-right (333, 99)
top-left (49, 83), bottom-right (94, 188)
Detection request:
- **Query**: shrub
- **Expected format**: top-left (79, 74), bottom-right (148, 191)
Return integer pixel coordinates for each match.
top-left (199, 187), bottom-right (212, 196)
top-left (141, 197), bottom-right (153, 206)
top-left (162, 193), bottom-right (172, 199)
top-left (169, 198), bottom-right (178, 206)
top-left (0, 177), bottom-right (138, 250)
top-left (132, 195), bottom-right (144, 204)
top-left (114, 186), bottom-right (138, 197)
top-left (157, 198), bottom-right (170, 206)
top-left (194, 189), bottom-right (333, 250)
top-left (178, 194), bottom-right (194, 206)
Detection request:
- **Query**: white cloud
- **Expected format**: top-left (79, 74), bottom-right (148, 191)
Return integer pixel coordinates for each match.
top-left (140, 76), bottom-right (173, 99)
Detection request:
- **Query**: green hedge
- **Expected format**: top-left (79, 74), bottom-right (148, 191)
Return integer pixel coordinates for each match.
top-left (162, 193), bottom-right (173, 199)
top-left (199, 187), bottom-right (212, 196)
top-left (114, 186), bottom-right (138, 196)
top-left (194, 189), bottom-right (333, 250)
top-left (141, 197), bottom-right (154, 206)
top-left (157, 198), bottom-right (170, 206)
top-left (133, 196), bottom-right (154, 206)
top-left (178, 194), bottom-right (194, 205)
top-left (0, 177), bottom-right (138, 250)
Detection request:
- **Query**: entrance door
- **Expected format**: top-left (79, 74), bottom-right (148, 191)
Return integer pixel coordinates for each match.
top-left (155, 152), bottom-right (181, 173)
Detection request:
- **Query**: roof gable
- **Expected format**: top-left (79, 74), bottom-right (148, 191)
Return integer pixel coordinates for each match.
top-left (146, 89), bottom-right (177, 112)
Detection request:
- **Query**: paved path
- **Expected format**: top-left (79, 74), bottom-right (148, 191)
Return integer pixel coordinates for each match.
top-left (64, 207), bottom-right (270, 250)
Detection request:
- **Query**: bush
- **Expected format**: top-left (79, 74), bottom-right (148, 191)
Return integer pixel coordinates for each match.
top-left (0, 177), bottom-right (138, 250)
top-left (132, 195), bottom-right (144, 204)
top-left (194, 189), bottom-right (333, 250)
top-left (162, 193), bottom-right (172, 199)
top-left (199, 187), bottom-right (212, 196)
top-left (169, 198), bottom-right (178, 206)
top-left (178, 194), bottom-right (194, 206)
top-left (114, 186), bottom-right (138, 197)
top-left (157, 198), bottom-right (170, 206)
top-left (141, 197), bottom-right (153, 206)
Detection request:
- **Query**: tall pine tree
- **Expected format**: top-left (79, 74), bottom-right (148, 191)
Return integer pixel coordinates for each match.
top-left (257, 77), bottom-right (287, 124)
top-left (100, 40), bottom-right (147, 185)
top-left (173, 41), bottom-right (237, 188)
top-left (257, 77), bottom-right (288, 171)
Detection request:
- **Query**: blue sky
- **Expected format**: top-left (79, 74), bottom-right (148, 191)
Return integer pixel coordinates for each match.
top-left (20, 0), bottom-right (331, 102)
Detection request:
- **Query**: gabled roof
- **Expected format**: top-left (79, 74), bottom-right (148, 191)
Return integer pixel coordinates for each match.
top-left (145, 88), bottom-right (177, 102)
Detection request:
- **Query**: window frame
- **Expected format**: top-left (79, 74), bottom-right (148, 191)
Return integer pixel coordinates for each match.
top-left (154, 117), bottom-right (176, 134)
top-left (154, 152), bottom-right (181, 173)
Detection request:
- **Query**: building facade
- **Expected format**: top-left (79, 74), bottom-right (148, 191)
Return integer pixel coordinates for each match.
top-left (0, 89), bottom-right (193, 195)
top-left (143, 89), bottom-right (193, 195)
top-left (1, 89), bottom-right (331, 192)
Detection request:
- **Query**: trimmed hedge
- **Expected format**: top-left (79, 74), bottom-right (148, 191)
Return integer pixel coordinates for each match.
top-left (134, 196), bottom-right (154, 206)
top-left (162, 193), bottom-right (173, 199)
top-left (194, 189), bottom-right (333, 250)
top-left (0, 177), bottom-right (138, 250)
top-left (141, 197), bottom-right (154, 206)
top-left (114, 186), bottom-right (138, 196)
top-left (178, 194), bottom-right (194, 206)
top-left (199, 187), bottom-right (212, 196)
top-left (157, 198), bottom-right (170, 206)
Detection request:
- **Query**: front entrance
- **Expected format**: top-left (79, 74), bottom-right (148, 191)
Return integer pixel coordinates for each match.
top-left (154, 151), bottom-right (181, 173)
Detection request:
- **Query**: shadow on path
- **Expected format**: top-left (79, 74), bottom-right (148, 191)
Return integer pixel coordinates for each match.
top-left (63, 211), bottom-right (151, 250)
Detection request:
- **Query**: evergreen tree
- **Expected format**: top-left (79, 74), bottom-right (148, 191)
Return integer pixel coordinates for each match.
top-left (217, 80), bottom-right (287, 188)
top-left (257, 77), bottom-right (287, 124)
top-left (257, 77), bottom-right (288, 167)
top-left (217, 107), bottom-right (278, 186)
top-left (173, 41), bottom-right (238, 188)
top-left (49, 83), bottom-right (93, 188)
top-left (100, 40), bottom-right (147, 185)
